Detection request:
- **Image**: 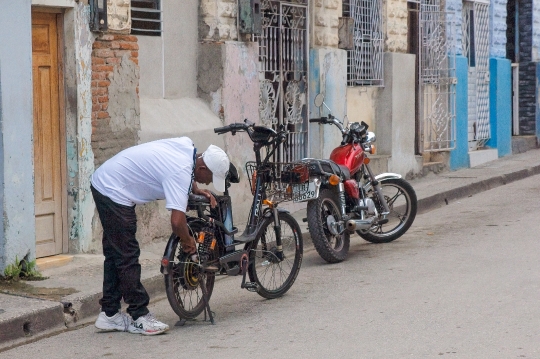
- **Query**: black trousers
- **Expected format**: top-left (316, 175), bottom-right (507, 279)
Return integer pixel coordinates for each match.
top-left (91, 185), bottom-right (150, 320)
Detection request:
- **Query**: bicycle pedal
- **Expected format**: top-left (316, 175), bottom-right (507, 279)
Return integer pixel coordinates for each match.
top-left (243, 282), bottom-right (258, 292)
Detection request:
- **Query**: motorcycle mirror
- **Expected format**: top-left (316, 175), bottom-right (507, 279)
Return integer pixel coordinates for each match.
top-left (314, 93), bottom-right (325, 108)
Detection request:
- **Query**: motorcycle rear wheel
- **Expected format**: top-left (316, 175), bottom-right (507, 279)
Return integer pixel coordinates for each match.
top-left (357, 178), bottom-right (417, 243)
top-left (307, 188), bottom-right (350, 263)
top-left (164, 222), bottom-right (217, 320)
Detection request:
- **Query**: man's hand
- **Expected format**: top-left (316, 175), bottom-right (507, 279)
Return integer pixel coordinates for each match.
top-left (192, 182), bottom-right (217, 208)
top-left (171, 210), bottom-right (197, 254)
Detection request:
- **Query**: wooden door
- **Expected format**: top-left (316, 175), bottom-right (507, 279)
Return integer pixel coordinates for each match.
top-left (32, 12), bottom-right (65, 258)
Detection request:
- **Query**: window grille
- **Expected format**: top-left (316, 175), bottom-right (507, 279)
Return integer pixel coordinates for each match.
top-left (131, 0), bottom-right (162, 36)
top-left (343, 0), bottom-right (384, 87)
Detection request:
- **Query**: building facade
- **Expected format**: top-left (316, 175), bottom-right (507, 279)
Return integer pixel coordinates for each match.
top-left (0, 0), bottom-right (538, 272)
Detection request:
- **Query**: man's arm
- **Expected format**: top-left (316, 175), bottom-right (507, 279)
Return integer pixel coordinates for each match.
top-left (192, 182), bottom-right (217, 208)
top-left (171, 209), bottom-right (196, 254)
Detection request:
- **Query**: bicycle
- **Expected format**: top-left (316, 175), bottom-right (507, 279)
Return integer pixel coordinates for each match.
top-left (160, 120), bottom-right (306, 324)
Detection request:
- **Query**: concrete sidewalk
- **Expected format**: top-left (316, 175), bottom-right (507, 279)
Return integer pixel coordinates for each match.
top-left (1, 148), bottom-right (540, 350)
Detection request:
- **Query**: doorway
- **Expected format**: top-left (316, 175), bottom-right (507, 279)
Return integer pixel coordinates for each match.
top-left (32, 11), bottom-right (67, 258)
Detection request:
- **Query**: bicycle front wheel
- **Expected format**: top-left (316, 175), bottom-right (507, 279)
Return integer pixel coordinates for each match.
top-left (247, 212), bottom-right (303, 299)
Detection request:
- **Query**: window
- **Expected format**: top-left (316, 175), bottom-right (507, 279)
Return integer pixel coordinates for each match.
top-left (343, 0), bottom-right (384, 86)
top-left (131, 0), bottom-right (162, 36)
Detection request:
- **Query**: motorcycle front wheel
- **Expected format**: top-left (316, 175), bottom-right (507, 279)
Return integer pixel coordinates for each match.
top-left (357, 178), bottom-right (417, 243)
top-left (307, 188), bottom-right (350, 263)
top-left (247, 212), bottom-right (303, 299)
top-left (163, 221), bottom-right (217, 319)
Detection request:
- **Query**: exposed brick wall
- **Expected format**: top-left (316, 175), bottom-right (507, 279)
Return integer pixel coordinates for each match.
top-left (91, 34), bottom-right (141, 167)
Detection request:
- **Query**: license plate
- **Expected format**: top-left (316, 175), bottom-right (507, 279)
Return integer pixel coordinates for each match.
top-left (293, 181), bottom-right (318, 202)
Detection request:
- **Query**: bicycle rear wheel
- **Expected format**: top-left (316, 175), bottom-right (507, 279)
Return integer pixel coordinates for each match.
top-left (164, 222), bottom-right (216, 319)
top-left (247, 212), bottom-right (303, 299)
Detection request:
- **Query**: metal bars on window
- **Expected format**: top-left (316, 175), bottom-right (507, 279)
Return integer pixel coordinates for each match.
top-left (131, 0), bottom-right (162, 36)
top-left (343, 0), bottom-right (384, 87)
top-left (257, 0), bottom-right (308, 162)
top-left (419, 0), bottom-right (457, 151)
top-left (462, 0), bottom-right (490, 149)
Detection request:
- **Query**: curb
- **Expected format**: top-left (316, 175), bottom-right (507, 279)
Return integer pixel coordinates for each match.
top-left (416, 165), bottom-right (540, 214)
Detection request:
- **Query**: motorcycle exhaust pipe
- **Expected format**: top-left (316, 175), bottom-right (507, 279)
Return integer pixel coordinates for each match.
top-left (346, 218), bottom-right (376, 231)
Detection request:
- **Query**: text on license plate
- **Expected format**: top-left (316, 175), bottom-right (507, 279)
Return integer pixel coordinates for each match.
top-left (293, 181), bottom-right (318, 202)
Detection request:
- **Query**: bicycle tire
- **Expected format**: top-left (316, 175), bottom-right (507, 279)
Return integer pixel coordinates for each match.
top-left (163, 221), bottom-right (217, 319)
top-left (247, 212), bottom-right (303, 299)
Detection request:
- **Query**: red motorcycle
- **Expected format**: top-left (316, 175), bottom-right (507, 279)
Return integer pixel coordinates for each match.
top-left (294, 94), bottom-right (417, 263)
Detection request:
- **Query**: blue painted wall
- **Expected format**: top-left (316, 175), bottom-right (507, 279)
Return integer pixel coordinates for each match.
top-left (0, 0), bottom-right (35, 271)
top-left (486, 58), bottom-right (512, 157)
top-left (537, 63), bottom-right (540, 140)
top-left (450, 56), bottom-right (470, 170)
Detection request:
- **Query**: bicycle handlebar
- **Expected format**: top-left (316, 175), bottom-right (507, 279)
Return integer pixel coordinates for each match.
top-left (309, 117), bottom-right (328, 123)
top-left (214, 123), bottom-right (248, 135)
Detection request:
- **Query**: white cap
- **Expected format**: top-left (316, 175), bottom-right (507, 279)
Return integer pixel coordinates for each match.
top-left (202, 145), bottom-right (230, 192)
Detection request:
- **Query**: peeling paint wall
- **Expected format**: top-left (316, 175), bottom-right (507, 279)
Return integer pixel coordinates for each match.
top-left (200, 0), bottom-right (238, 41)
top-left (89, 34), bottom-right (141, 251)
top-left (65, 4), bottom-right (97, 253)
top-left (198, 41), bottom-right (260, 220)
top-left (309, 48), bottom-right (348, 159)
top-left (0, 0), bottom-right (35, 271)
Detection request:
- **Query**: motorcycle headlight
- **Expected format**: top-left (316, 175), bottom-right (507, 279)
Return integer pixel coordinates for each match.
top-left (366, 131), bottom-right (376, 143)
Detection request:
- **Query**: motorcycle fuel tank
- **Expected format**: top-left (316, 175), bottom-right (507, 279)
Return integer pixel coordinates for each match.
top-left (329, 143), bottom-right (365, 175)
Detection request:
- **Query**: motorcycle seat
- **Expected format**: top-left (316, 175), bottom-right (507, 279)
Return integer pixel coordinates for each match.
top-left (329, 162), bottom-right (351, 180)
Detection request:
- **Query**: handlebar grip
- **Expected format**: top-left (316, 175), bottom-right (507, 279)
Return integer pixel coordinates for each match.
top-left (214, 126), bottom-right (230, 134)
top-left (309, 117), bottom-right (328, 123)
top-left (214, 123), bottom-right (248, 134)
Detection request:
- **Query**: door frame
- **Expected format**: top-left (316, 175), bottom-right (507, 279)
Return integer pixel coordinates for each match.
top-left (32, 7), bottom-right (69, 255)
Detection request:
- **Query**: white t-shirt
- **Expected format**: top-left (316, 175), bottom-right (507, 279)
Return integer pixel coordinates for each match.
top-left (91, 137), bottom-right (195, 212)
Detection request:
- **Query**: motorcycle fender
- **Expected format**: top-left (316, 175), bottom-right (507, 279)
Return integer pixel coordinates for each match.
top-left (160, 233), bottom-right (178, 275)
top-left (374, 173), bottom-right (402, 182)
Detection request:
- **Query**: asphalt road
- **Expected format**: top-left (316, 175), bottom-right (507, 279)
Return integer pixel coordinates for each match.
top-left (2, 175), bottom-right (540, 359)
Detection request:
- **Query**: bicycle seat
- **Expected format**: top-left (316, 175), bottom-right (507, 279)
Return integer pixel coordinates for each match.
top-left (188, 193), bottom-right (209, 204)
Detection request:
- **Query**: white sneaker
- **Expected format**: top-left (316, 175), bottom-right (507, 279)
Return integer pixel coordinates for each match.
top-left (94, 311), bottom-right (131, 332)
top-left (128, 313), bottom-right (169, 335)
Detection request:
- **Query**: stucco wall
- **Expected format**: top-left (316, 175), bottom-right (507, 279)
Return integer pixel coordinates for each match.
top-left (65, 4), bottom-right (96, 253)
top-left (197, 41), bottom-right (263, 221)
top-left (312, 0), bottom-right (340, 48)
top-left (491, 0), bottom-right (508, 58)
top-left (138, 0), bottom-right (199, 99)
top-left (309, 48), bottom-right (347, 160)
top-left (375, 52), bottom-right (419, 177)
top-left (446, 0), bottom-right (464, 56)
top-left (533, 0), bottom-right (540, 61)
top-left (385, 0), bottom-right (408, 52)
top-left (0, 0), bottom-right (35, 271)
top-left (346, 87), bottom-right (380, 132)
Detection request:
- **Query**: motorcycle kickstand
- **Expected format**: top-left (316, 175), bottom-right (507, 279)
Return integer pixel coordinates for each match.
top-left (198, 273), bottom-right (215, 325)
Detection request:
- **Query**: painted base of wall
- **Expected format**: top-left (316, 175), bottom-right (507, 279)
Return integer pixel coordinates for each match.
top-left (469, 148), bottom-right (498, 167)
